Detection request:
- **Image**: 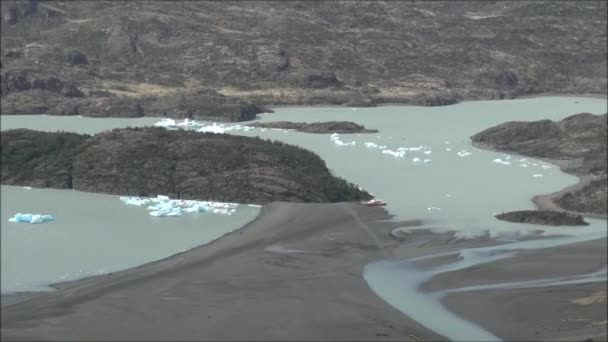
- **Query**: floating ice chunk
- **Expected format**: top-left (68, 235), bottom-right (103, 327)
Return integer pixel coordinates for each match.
top-left (457, 150), bottom-right (472, 157)
top-left (427, 207), bottom-right (441, 211)
top-left (424, 150), bottom-right (432, 155)
top-left (365, 142), bottom-right (379, 148)
top-left (412, 157), bottom-right (422, 163)
top-left (8, 213), bottom-right (54, 224)
top-left (519, 158), bottom-right (527, 162)
top-left (382, 149), bottom-right (406, 158)
top-left (23, 186), bottom-right (32, 190)
top-left (333, 138), bottom-right (355, 146)
top-left (532, 174), bottom-right (544, 178)
top-left (445, 194), bottom-right (453, 198)
top-left (378, 145), bottom-right (387, 149)
top-left (261, 128), bottom-right (267, 132)
top-left (157, 195), bottom-right (170, 201)
top-left (407, 146), bottom-right (424, 151)
top-left (493, 158), bottom-right (511, 165)
top-left (248, 204), bottom-right (262, 208)
top-left (423, 159), bottom-right (432, 164)
top-left (330, 133), bottom-right (340, 140)
top-left (243, 126), bottom-right (254, 132)
top-left (224, 124), bottom-right (242, 131)
top-left (198, 123), bottom-right (226, 134)
top-left (154, 118), bottom-right (177, 128)
top-left (445, 141), bottom-right (450, 145)
top-left (520, 163), bottom-right (529, 168)
top-left (176, 118), bottom-right (202, 128)
top-left (541, 165), bottom-right (552, 169)
top-left (446, 147), bottom-right (452, 152)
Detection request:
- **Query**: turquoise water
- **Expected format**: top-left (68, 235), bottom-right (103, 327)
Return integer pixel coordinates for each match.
top-left (0, 186), bottom-right (259, 293)
top-left (2, 96), bottom-right (606, 339)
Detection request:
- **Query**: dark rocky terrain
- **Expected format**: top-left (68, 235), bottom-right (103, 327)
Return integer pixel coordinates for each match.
top-left (495, 210), bottom-right (588, 226)
top-left (1, 128), bottom-right (371, 203)
top-left (1, 1), bottom-right (606, 119)
top-left (249, 121), bottom-right (377, 134)
top-left (472, 113), bottom-right (607, 215)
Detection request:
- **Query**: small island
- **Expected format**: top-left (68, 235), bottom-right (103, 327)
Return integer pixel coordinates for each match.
top-left (495, 210), bottom-right (588, 226)
top-left (249, 121), bottom-right (378, 134)
top-left (1, 128), bottom-right (371, 204)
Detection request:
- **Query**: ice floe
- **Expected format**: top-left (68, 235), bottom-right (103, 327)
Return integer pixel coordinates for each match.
top-left (154, 118), bottom-right (177, 128)
top-left (532, 174), bottom-right (544, 178)
top-left (176, 118), bottom-right (202, 128)
top-left (9, 213), bottom-right (55, 224)
top-left (197, 123), bottom-right (226, 134)
top-left (330, 133), bottom-right (355, 146)
top-left (382, 149), bottom-right (406, 158)
top-left (457, 150), bottom-right (472, 157)
top-left (120, 195), bottom-right (239, 217)
top-left (492, 158), bottom-right (511, 165)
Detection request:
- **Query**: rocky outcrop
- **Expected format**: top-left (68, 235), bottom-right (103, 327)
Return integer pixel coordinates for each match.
top-left (495, 210), bottom-right (588, 226)
top-left (472, 113), bottom-right (607, 215)
top-left (249, 121), bottom-right (378, 134)
top-left (0, 79), bottom-right (267, 121)
top-left (471, 113), bottom-right (607, 175)
top-left (409, 92), bottom-right (462, 107)
top-left (1, 128), bottom-right (372, 204)
top-left (1, 71), bottom-right (84, 97)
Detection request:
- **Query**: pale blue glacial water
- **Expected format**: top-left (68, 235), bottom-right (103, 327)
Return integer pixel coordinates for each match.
top-left (2, 96), bottom-right (606, 340)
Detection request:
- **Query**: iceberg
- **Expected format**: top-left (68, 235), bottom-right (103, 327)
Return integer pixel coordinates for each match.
top-left (197, 123), bottom-right (226, 134)
top-left (364, 142), bottom-right (379, 148)
top-left (493, 158), bottom-right (511, 165)
top-left (412, 157), bottom-right (422, 163)
top-left (176, 118), bottom-right (202, 128)
top-left (457, 150), bottom-right (472, 157)
top-left (120, 195), bottom-right (238, 217)
top-left (382, 149), bottom-right (406, 158)
top-left (424, 150), bottom-right (432, 155)
top-left (8, 213), bottom-right (54, 224)
top-left (154, 118), bottom-right (177, 128)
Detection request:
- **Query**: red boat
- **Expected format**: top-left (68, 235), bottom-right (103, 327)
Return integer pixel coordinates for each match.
top-left (360, 199), bottom-right (387, 207)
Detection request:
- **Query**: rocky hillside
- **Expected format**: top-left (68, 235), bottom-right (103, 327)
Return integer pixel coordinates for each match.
top-left (1, 128), bottom-right (371, 203)
top-left (471, 113), bottom-right (607, 215)
top-left (1, 1), bottom-right (606, 118)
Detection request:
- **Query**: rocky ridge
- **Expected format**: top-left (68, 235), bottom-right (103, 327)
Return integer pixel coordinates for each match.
top-left (1, 1), bottom-right (606, 119)
top-left (1, 128), bottom-right (371, 204)
top-left (472, 113), bottom-right (607, 216)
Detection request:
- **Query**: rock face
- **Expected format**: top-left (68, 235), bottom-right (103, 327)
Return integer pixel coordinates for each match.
top-left (472, 113), bottom-right (607, 215)
top-left (495, 210), bottom-right (588, 226)
top-left (1, 1), bottom-right (606, 115)
top-left (1, 128), bottom-right (372, 204)
top-left (249, 121), bottom-right (378, 134)
top-left (472, 113), bottom-right (607, 175)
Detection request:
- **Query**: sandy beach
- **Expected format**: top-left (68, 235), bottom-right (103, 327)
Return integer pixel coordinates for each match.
top-left (2, 200), bottom-right (606, 341)
top-left (1, 202), bottom-right (445, 341)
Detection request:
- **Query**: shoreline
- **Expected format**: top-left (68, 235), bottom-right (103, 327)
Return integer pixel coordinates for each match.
top-left (1, 202), bottom-right (447, 341)
top-left (471, 141), bottom-right (607, 220)
top-left (263, 92), bottom-right (606, 110)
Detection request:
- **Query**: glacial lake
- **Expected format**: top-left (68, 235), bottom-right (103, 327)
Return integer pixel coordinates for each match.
top-left (0, 186), bottom-right (260, 294)
top-left (2, 97), bottom-right (607, 339)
